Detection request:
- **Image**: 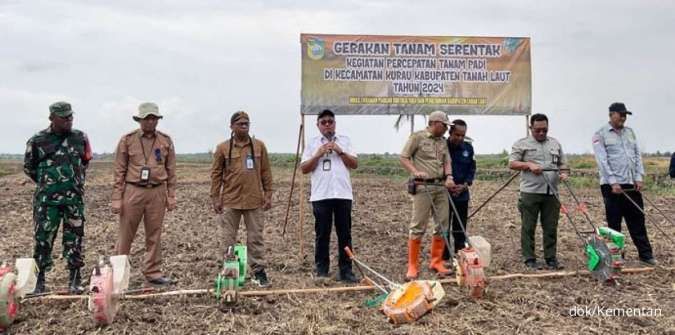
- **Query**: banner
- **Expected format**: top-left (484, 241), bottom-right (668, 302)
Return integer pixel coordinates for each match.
top-left (301, 34), bottom-right (531, 115)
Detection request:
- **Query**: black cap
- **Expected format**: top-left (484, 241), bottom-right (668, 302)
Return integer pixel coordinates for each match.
top-left (317, 109), bottom-right (335, 120)
top-left (609, 102), bottom-right (632, 115)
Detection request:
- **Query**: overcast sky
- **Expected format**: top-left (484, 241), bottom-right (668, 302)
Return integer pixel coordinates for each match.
top-left (1, 0), bottom-right (673, 155)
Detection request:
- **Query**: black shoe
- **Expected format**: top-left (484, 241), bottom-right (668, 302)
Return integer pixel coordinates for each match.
top-left (545, 258), bottom-right (564, 270)
top-left (315, 270), bottom-right (330, 278)
top-left (338, 271), bottom-right (359, 284)
top-left (524, 259), bottom-right (538, 270)
top-left (146, 276), bottom-right (176, 287)
top-left (68, 268), bottom-right (84, 294)
top-left (640, 258), bottom-right (657, 266)
top-left (34, 271), bottom-right (46, 294)
top-left (252, 270), bottom-right (270, 288)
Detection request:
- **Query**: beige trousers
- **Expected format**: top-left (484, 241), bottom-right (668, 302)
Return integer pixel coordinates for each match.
top-left (218, 207), bottom-right (265, 273)
top-left (409, 185), bottom-right (449, 239)
top-left (116, 183), bottom-right (167, 279)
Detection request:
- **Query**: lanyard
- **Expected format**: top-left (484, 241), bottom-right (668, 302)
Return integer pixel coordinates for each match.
top-left (139, 134), bottom-right (157, 165)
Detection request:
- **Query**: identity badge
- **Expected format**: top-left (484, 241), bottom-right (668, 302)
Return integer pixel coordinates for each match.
top-left (322, 159), bottom-right (331, 171)
top-left (246, 155), bottom-right (254, 170)
top-left (552, 154), bottom-right (560, 165)
top-left (140, 166), bottom-right (151, 184)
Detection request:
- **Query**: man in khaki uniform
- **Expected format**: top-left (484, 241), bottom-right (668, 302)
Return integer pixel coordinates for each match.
top-left (509, 113), bottom-right (568, 270)
top-left (112, 102), bottom-right (177, 286)
top-left (210, 111), bottom-right (273, 287)
top-left (400, 111), bottom-right (455, 280)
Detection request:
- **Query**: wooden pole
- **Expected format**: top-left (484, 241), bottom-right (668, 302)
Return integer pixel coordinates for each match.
top-left (26, 266), bottom-right (671, 301)
top-left (298, 114), bottom-right (306, 260)
top-left (282, 123), bottom-right (304, 236)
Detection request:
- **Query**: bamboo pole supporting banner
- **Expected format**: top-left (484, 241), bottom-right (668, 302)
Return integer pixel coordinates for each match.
top-left (298, 114), bottom-right (306, 260)
top-left (282, 123), bottom-right (304, 236)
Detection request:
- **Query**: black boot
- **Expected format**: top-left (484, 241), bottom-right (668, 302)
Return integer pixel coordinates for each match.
top-left (34, 271), bottom-right (46, 294)
top-left (68, 268), bottom-right (84, 294)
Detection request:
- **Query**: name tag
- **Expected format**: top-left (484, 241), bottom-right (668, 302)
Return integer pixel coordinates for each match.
top-left (322, 159), bottom-right (331, 171)
top-left (140, 166), bottom-right (151, 184)
top-left (246, 155), bottom-right (254, 170)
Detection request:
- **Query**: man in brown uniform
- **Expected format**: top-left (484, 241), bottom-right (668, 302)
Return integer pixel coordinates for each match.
top-left (112, 102), bottom-right (177, 286)
top-left (210, 111), bottom-right (273, 287)
top-left (400, 111), bottom-right (455, 280)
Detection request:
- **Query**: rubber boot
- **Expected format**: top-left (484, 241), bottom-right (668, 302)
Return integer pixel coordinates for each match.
top-left (406, 239), bottom-right (421, 280)
top-left (34, 271), bottom-right (46, 294)
top-left (68, 268), bottom-right (84, 294)
top-left (429, 236), bottom-right (452, 277)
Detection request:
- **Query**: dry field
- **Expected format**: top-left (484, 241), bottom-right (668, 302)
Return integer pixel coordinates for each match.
top-left (0, 161), bottom-right (673, 334)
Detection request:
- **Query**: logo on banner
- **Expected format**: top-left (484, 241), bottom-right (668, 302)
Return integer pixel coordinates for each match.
top-left (307, 38), bottom-right (325, 60)
top-left (504, 37), bottom-right (521, 54)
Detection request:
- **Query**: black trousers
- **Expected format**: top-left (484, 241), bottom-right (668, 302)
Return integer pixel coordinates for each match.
top-left (443, 200), bottom-right (469, 259)
top-left (312, 199), bottom-right (353, 275)
top-left (600, 184), bottom-right (653, 260)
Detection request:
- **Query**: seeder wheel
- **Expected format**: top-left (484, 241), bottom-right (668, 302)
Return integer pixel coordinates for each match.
top-left (221, 289), bottom-right (238, 306)
top-left (89, 266), bottom-right (117, 325)
top-left (215, 265), bottom-right (240, 310)
top-left (0, 273), bottom-right (18, 330)
top-left (469, 285), bottom-right (484, 299)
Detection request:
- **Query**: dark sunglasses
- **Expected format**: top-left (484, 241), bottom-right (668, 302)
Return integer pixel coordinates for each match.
top-left (319, 119), bottom-right (334, 126)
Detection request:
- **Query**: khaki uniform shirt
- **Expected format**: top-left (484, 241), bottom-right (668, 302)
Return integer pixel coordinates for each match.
top-left (112, 129), bottom-right (177, 200)
top-left (210, 137), bottom-right (273, 210)
top-left (509, 135), bottom-right (567, 194)
top-left (401, 129), bottom-right (449, 179)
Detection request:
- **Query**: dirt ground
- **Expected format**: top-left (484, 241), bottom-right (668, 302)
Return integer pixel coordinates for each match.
top-left (0, 161), bottom-right (673, 335)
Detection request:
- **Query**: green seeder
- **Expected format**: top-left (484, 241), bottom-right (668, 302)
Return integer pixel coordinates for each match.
top-left (214, 245), bottom-right (247, 306)
top-left (585, 227), bottom-right (625, 282)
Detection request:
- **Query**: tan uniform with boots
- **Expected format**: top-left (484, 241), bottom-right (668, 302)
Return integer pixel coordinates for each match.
top-left (400, 111), bottom-right (455, 280)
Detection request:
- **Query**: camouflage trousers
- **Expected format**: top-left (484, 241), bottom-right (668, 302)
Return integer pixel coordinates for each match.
top-left (33, 201), bottom-right (85, 272)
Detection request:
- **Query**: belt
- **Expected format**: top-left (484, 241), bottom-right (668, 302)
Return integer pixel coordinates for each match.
top-left (127, 182), bottom-right (162, 188)
top-left (414, 177), bottom-right (445, 183)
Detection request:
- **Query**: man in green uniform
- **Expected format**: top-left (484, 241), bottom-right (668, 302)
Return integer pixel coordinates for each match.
top-left (23, 101), bottom-right (92, 294)
top-left (509, 113), bottom-right (568, 270)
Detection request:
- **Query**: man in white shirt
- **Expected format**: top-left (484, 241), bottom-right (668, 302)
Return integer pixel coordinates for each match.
top-left (300, 109), bottom-right (359, 283)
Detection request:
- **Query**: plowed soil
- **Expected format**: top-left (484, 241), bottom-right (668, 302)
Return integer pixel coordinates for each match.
top-left (0, 161), bottom-right (673, 334)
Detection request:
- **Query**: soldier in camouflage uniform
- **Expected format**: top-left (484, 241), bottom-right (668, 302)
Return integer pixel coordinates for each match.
top-left (23, 101), bottom-right (92, 294)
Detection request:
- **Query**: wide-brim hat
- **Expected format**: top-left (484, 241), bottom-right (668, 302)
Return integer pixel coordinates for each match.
top-left (133, 102), bottom-right (163, 121)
